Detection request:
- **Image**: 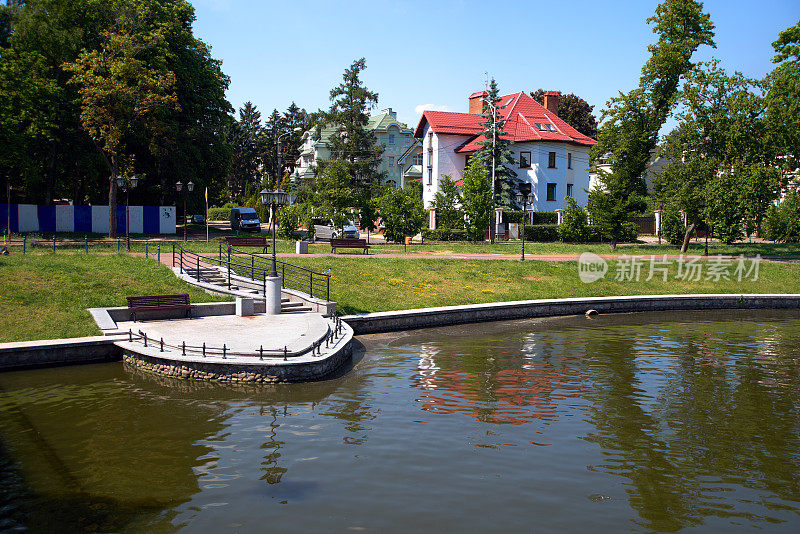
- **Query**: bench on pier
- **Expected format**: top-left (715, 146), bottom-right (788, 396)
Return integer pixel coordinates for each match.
top-left (126, 294), bottom-right (194, 322)
top-left (330, 238), bottom-right (370, 254)
top-left (225, 236), bottom-right (269, 253)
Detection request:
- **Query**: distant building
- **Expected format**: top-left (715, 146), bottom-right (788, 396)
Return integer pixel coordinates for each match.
top-left (292, 108), bottom-right (422, 188)
top-left (413, 90), bottom-right (597, 212)
top-left (589, 150), bottom-right (670, 193)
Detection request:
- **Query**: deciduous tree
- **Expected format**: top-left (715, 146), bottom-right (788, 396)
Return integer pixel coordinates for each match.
top-left (531, 89), bottom-right (597, 137)
top-left (460, 158), bottom-right (492, 241)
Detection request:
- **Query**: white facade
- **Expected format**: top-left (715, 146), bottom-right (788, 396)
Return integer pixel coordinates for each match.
top-left (422, 127), bottom-right (591, 211)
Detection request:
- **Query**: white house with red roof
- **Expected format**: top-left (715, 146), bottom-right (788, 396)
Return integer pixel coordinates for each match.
top-left (414, 90), bottom-right (597, 217)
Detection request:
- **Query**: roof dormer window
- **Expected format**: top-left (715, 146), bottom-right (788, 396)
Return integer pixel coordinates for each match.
top-left (546, 124), bottom-right (557, 132)
top-left (534, 123), bottom-right (547, 131)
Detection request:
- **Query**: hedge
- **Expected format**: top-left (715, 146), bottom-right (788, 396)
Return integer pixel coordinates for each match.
top-left (523, 224), bottom-right (559, 242)
top-left (530, 212), bottom-right (558, 224)
top-left (208, 207), bottom-right (231, 221)
top-left (422, 228), bottom-right (469, 241)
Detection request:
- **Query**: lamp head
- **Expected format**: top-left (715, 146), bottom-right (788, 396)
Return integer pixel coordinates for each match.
top-left (187, 181), bottom-right (194, 192)
top-left (176, 181), bottom-right (183, 192)
top-left (130, 175), bottom-right (138, 188)
top-left (116, 175), bottom-right (124, 188)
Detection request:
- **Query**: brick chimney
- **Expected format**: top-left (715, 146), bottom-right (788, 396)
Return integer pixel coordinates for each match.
top-left (543, 91), bottom-right (560, 116)
top-left (469, 91), bottom-right (488, 114)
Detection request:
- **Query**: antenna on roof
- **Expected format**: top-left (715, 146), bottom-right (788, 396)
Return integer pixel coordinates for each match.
top-left (484, 72), bottom-right (489, 90)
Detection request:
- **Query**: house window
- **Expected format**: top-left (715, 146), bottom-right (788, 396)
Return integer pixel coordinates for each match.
top-left (548, 152), bottom-right (556, 168)
top-left (520, 151), bottom-right (531, 168)
top-left (388, 156), bottom-right (395, 168)
top-left (388, 134), bottom-right (395, 145)
top-left (413, 153), bottom-right (423, 166)
top-left (566, 183), bottom-right (573, 198)
top-left (404, 137), bottom-right (410, 147)
top-left (427, 168), bottom-right (433, 185)
top-left (547, 183), bottom-right (557, 201)
top-left (568, 152), bottom-right (572, 169)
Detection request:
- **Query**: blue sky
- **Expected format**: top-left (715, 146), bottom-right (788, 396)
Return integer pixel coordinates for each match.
top-left (190, 0), bottom-right (799, 131)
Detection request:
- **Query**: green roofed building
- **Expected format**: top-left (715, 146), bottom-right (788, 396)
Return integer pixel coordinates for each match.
top-left (292, 108), bottom-right (422, 188)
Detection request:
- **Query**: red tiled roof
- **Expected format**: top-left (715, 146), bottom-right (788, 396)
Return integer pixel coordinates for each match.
top-left (414, 91), bottom-right (596, 149)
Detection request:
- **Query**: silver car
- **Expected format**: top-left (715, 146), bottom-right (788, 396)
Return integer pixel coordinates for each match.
top-left (312, 218), bottom-right (359, 240)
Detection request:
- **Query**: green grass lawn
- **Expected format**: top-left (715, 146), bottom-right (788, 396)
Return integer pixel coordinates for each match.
top-left (2, 248), bottom-right (799, 342)
top-left (0, 255), bottom-right (230, 343)
top-left (283, 256), bottom-right (800, 315)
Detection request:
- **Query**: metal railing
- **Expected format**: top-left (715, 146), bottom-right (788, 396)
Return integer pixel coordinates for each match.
top-left (174, 244), bottom-right (330, 302)
top-left (124, 314), bottom-right (346, 360)
top-left (226, 245), bottom-right (330, 301)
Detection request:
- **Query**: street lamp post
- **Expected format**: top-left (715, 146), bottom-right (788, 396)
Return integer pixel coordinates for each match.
top-left (700, 198), bottom-right (708, 256)
top-left (658, 199), bottom-right (664, 245)
top-left (515, 182), bottom-right (533, 261)
top-left (275, 127), bottom-right (303, 187)
top-left (116, 175), bottom-right (138, 251)
top-left (176, 180), bottom-right (194, 242)
top-left (260, 188), bottom-right (294, 277)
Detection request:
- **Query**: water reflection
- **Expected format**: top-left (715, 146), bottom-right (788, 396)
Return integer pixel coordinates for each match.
top-left (411, 333), bottom-right (584, 427)
top-left (0, 311), bottom-right (799, 532)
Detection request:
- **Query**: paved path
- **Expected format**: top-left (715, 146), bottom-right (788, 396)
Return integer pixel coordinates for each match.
top-left (118, 312), bottom-right (330, 355)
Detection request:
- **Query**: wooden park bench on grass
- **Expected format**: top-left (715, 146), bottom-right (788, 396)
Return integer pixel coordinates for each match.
top-left (126, 294), bottom-right (194, 322)
top-left (330, 238), bottom-right (370, 254)
top-left (225, 236), bottom-right (269, 253)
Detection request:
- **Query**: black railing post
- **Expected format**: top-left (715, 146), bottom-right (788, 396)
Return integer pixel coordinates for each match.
top-left (85, 235), bottom-right (88, 254)
top-left (52, 234), bottom-right (56, 253)
top-left (145, 241), bottom-right (148, 258)
top-left (22, 236), bottom-right (26, 254)
top-left (196, 255), bottom-right (200, 281)
top-left (117, 238), bottom-right (120, 252)
top-left (172, 243), bottom-right (175, 267)
top-left (180, 247), bottom-right (183, 274)
top-left (251, 256), bottom-right (254, 280)
top-left (158, 244), bottom-right (161, 264)
top-left (219, 242), bottom-right (221, 261)
top-left (310, 271), bottom-right (313, 298)
top-left (263, 270), bottom-right (266, 295)
top-left (326, 275), bottom-right (330, 302)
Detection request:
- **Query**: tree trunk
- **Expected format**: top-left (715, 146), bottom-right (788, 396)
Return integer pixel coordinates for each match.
top-left (680, 218), bottom-right (697, 253)
top-left (109, 174), bottom-right (117, 238)
top-left (610, 236), bottom-right (617, 250)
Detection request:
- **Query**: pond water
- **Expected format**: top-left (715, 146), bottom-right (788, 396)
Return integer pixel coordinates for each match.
top-left (1, 310), bottom-right (800, 533)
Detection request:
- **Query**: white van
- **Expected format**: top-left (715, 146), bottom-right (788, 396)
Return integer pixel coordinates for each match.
top-left (230, 207), bottom-right (261, 232)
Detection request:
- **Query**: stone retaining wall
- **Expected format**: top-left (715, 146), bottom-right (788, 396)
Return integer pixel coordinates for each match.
top-left (342, 294), bottom-right (800, 335)
top-left (121, 340), bottom-right (352, 383)
top-left (0, 335), bottom-right (124, 371)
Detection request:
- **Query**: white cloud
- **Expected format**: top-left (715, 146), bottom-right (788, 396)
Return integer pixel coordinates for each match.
top-left (415, 104), bottom-right (451, 115)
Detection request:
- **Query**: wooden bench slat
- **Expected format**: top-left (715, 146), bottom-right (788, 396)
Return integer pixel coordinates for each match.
top-left (330, 238), bottom-right (369, 254)
top-left (126, 294), bottom-right (194, 321)
top-left (225, 236), bottom-right (269, 252)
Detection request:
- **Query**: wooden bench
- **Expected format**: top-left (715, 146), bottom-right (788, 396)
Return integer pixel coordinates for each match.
top-left (126, 294), bottom-right (194, 322)
top-left (331, 238), bottom-right (370, 254)
top-left (225, 236), bottom-right (269, 253)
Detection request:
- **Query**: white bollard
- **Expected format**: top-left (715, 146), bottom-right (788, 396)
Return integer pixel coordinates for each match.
top-left (295, 240), bottom-right (309, 254)
top-left (264, 276), bottom-right (282, 315)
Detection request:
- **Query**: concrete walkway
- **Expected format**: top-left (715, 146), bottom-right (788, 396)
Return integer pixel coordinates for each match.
top-left (117, 313), bottom-right (330, 355)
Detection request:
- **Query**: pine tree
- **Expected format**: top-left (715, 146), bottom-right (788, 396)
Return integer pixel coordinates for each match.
top-left (475, 78), bottom-right (517, 211)
top-left (323, 58), bottom-right (383, 188)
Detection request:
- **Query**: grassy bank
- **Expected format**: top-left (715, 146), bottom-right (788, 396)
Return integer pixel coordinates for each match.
top-left (284, 256), bottom-right (800, 315)
top-left (1, 254), bottom-right (799, 342)
top-left (0, 255), bottom-right (229, 343)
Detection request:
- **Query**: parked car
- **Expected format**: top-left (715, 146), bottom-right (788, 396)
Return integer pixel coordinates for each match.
top-left (312, 218), bottom-right (359, 240)
top-left (191, 214), bottom-right (205, 224)
top-left (230, 207), bottom-right (261, 232)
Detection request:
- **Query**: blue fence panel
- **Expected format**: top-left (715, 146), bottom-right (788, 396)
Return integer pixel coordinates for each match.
top-left (74, 205), bottom-right (92, 233)
top-left (116, 207), bottom-right (127, 235)
top-left (37, 205), bottom-right (56, 233)
top-left (143, 206), bottom-right (160, 234)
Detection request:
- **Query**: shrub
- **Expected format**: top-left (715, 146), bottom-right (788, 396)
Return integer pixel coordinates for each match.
top-left (660, 205), bottom-right (686, 245)
top-left (530, 211), bottom-right (558, 225)
top-left (378, 187), bottom-right (427, 243)
top-left (524, 224), bottom-right (559, 242)
top-left (422, 228), bottom-right (469, 241)
top-left (764, 191), bottom-right (800, 242)
top-left (208, 207), bottom-right (231, 221)
top-left (504, 210), bottom-right (523, 224)
top-left (558, 197), bottom-right (588, 242)
top-left (277, 204), bottom-right (301, 239)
